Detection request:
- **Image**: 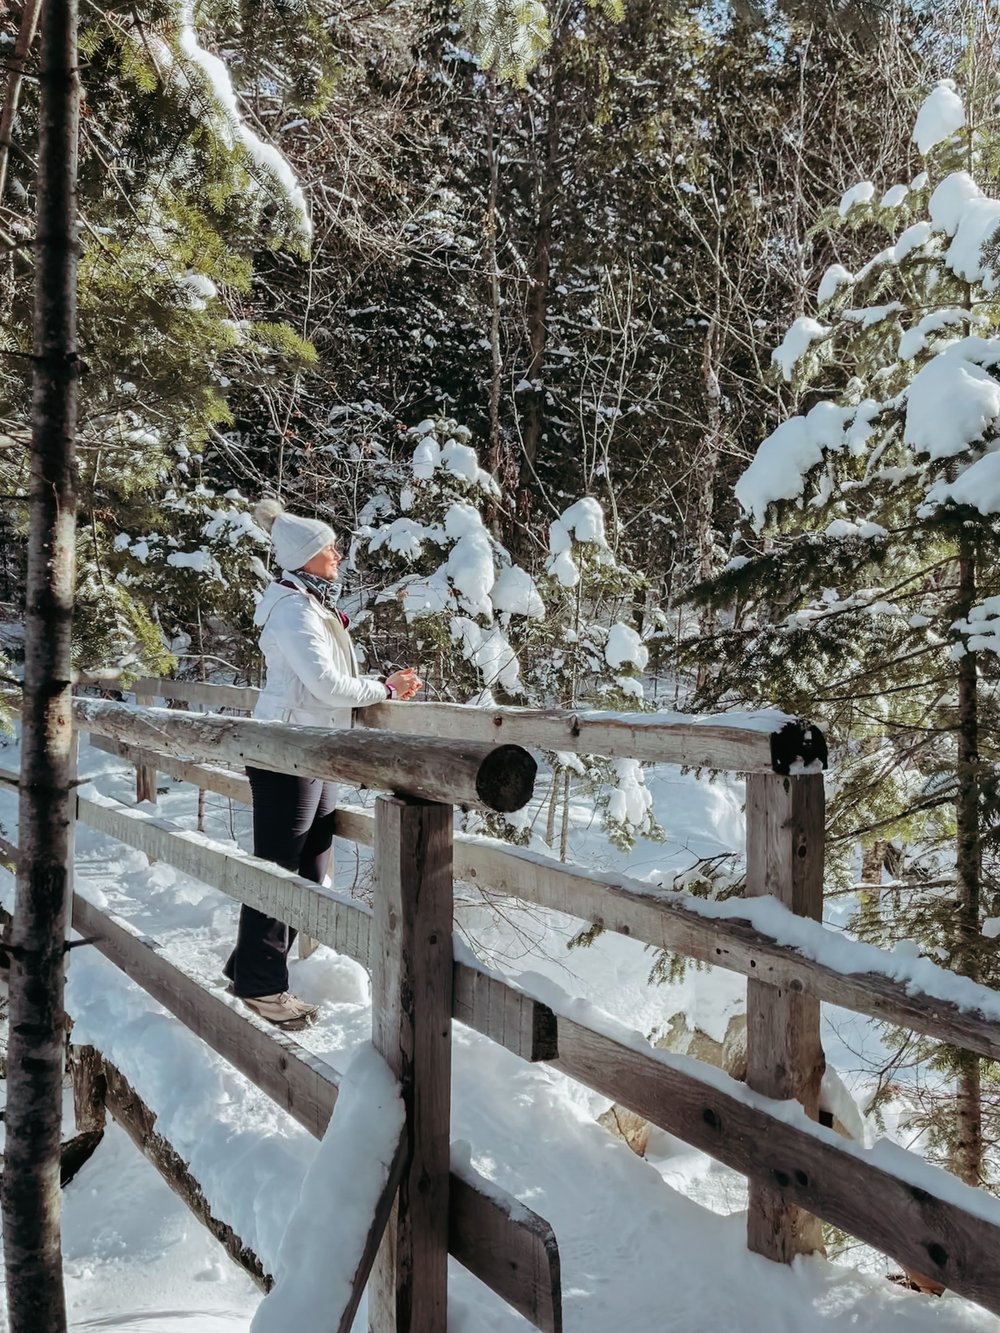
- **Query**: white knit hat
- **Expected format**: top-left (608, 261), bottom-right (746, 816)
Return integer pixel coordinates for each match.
top-left (254, 498), bottom-right (337, 572)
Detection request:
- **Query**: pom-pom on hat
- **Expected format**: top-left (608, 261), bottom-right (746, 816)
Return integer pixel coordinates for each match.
top-left (254, 498), bottom-right (337, 573)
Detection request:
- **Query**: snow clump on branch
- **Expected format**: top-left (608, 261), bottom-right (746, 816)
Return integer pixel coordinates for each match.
top-left (173, 4), bottom-right (311, 240)
top-left (737, 80), bottom-right (1000, 531)
top-left (912, 80), bottom-right (965, 156)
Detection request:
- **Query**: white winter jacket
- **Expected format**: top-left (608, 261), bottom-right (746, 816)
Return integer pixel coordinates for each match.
top-left (252, 572), bottom-right (387, 730)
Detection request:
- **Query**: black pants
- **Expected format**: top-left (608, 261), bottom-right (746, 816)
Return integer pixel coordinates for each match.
top-left (224, 767), bottom-right (337, 997)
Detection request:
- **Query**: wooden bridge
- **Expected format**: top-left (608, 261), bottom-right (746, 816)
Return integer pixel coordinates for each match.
top-left (2, 678), bottom-right (1000, 1330)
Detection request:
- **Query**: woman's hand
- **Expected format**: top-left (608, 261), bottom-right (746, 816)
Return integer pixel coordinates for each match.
top-left (386, 667), bottom-right (422, 701)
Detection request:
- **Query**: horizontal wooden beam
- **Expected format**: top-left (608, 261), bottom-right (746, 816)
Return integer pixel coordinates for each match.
top-left (450, 1169), bottom-right (562, 1333)
top-left (122, 678), bottom-right (795, 773)
top-left (356, 700), bottom-right (792, 772)
top-left (97, 1052), bottom-right (272, 1290)
top-left (88, 734), bottom-right (251, 804)
top-left (77, 791), bottom-right (373, 966)
top-left (549, 1008), bottom-right (1000, 1317)
top-left (448, 949), bottom-right (1000, 1319)
top-left (126, 675), bottom-right (259, 712)
top-left (71, 894), bottom-right (341, 1139)
top-left (73, 698), bottom-right (537, 813)
top-left (453, 958), bottom-right (558, 1062)
top-left (331, 806), bottom-right (1000, 1065)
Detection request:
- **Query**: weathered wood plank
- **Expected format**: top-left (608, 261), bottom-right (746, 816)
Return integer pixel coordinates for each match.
top-left (333, 1125), bottom-right (407, 1333)
top-left (97, 1052), bottom-right (271, 1290)
top-left (74, 698), bottom-right (536, 813)
top-left (360, 701), bottom-right (783, 772)
top-left (77, 791), bottom-right (373, 968)
top-left (88, 734), bottom-right (251, 804)
top-left (453, 959), bottom-right (558, 1062)
top-left (370, 797), bottom-right (454, 1333)
top-left (68, 1042), bottom-right (107, 1135)
top-left (745, 772), bottom-right (825, 1259)
top-left (549, 1009), bottom-right (1000, 1317)
top-left (330, 805), bottom-right (1000, 1066)
top-left (133, 691), bottom-right (157, 803)
top-left (124, 678), bottom-right (783, 772)
top-left (439, 950), bottom-right (1000, 1322)
top-left (135, 675), bottom-right (259, 711)
top-left (449, 1170), bottom-right (562, 1333)
top-left (71, 894), bottom-right (341, 1140)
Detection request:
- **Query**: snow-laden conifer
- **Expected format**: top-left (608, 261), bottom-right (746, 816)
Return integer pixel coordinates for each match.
top-left (692, 76), bottom-right (1000, 1187)
top-left (0, 0), bottom-right (322, 677)
top-left (358, 415), bottom-right (659, 851)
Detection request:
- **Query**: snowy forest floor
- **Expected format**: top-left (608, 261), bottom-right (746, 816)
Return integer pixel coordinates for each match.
top-left (0, 728), bottom-right (997, 1333)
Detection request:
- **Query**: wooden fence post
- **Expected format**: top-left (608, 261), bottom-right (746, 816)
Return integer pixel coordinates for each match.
top-left (745, 771), bottom-right (826, 1261)
top-left (69, 1044), bottom-right (106, 1136)
top-left (134, 689), bottom-right (157, 804)
top-left (370, 795), bottom-right (453, 1333)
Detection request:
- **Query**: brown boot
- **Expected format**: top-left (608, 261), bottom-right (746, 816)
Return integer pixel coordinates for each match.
top-left (239, 992), bottom-right (318, 1026)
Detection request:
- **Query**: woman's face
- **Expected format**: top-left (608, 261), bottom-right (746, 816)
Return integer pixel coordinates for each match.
top-left (302, 543), bottom-right (342, 581)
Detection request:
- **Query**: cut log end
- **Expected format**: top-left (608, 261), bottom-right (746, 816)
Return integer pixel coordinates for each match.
top-left (475, 745), bottom-right (537, 813)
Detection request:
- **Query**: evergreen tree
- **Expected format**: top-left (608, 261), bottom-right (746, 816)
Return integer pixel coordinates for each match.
top-left (0, 0), bottom-right (323, 676)
top-left (358, 414), bottom-right (660, 850)
top-left (691, 70), bottom-right (1000, 1186)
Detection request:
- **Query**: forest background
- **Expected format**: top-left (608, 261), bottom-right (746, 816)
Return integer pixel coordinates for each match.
top-left (4, 0), bottom-right (1000, 1198)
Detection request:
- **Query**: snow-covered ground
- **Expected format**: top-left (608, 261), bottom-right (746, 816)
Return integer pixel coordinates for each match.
top-left (0, 727), bottom-right (997, 1332)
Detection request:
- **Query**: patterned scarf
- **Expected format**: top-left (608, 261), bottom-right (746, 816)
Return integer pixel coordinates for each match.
top-left (292, 568), bottom-right (341, 608)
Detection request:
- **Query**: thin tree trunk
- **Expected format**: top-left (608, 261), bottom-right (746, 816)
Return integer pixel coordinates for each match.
top-left (515, 38), bottom-right (563, 547)
top-left (0, 0), bottom-right (44, 206)
top-left (558, 769), bottom-right (571, 863)
top-left (484, 76), bottom-right (503, 487)
top-left (3, 0), bottom-right (79, 1326)
top-left (197, 606), bottom-right (206, 833)
top-left (952, 537), bottom-right (982, 1187)
top-left (694, 330), bottom-right (723, 690)
top-left (544, 765), bottom-right (558, 847)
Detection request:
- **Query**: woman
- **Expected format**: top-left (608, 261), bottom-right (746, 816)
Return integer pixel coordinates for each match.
top-left (224, 498), bottom-right (420, 1025)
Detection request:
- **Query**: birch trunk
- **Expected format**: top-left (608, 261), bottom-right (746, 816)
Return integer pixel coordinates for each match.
top-left (3, 0), bottom-right (79, 1326)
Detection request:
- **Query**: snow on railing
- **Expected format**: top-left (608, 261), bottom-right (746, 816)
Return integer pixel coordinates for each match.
top-left (6, 681), bottom-right (1000, 1323)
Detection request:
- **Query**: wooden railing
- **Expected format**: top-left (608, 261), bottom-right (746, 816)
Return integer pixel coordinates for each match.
top-left (4, 677), bottom-right (1000, 1327)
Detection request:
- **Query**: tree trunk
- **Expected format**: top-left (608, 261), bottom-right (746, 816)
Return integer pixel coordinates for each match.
top-left (544, 765), bottom-right (558, 848)
top-left (483, 74), bottom-right (505, 535)
top-left (0, 0), bottom-right (44, 206)
top-left (515, 40), bottom-right (563, 548)
top-left (694, 330), bottom-right (723, 690)
top-left (952, 537), bottom-right (982, 1187)
top-left (558, 769), bottom-right (571, 863)
top-left (3, 0), bottom-right (79, 1326)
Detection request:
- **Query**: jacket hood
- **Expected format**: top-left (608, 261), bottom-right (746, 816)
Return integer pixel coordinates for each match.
top-left (253, 579), bottom-right (299, 629)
